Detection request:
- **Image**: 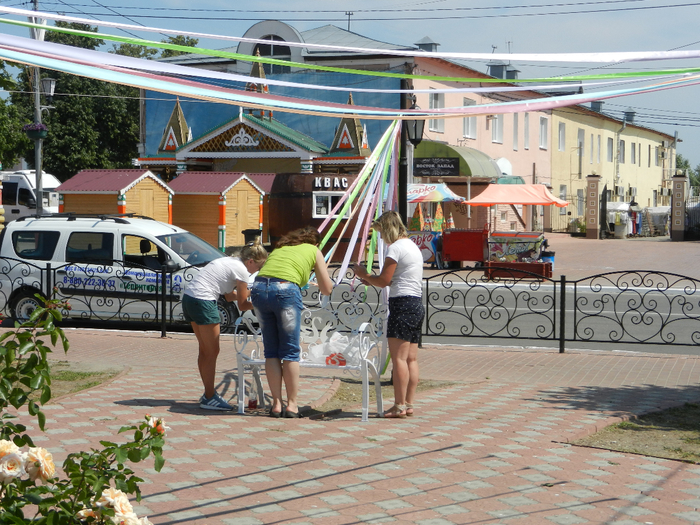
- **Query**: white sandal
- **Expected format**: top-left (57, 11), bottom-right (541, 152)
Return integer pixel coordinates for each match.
top-left (383, 404), bottom-right (407, 419)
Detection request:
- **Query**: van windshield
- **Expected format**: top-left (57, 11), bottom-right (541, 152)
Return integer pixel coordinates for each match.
top-left (157, 231), bottom-right (225, 267)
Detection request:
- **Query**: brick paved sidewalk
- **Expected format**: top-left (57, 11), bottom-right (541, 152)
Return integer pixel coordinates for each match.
top-left (14, 328), bottom-right (700, 524)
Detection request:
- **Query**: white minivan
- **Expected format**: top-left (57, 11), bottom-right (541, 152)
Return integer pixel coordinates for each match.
top-left (1, 170), bottom-right (61, 222)
top-left (0, 213), bottom-right (246, 332)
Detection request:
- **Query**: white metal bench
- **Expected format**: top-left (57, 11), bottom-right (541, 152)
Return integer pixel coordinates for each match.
top-left (234, 302), bottom-right (384, 421)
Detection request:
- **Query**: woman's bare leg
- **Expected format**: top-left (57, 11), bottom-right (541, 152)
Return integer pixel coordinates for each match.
top-left (193, 322), bottom-right (221, 399)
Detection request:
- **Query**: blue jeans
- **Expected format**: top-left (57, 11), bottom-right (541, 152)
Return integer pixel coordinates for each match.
top-left (251, 278), bottom-right (304, 361)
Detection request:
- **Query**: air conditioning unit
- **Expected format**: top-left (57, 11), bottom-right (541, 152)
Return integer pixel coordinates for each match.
top-left (630, 187), bottom-right (637, 197)
top-left (659, 151), bottom-right (667, 160)
top-left (661, 188), bottom-right (670, 196)
top-left (616, 186), bottom-right (625, 196)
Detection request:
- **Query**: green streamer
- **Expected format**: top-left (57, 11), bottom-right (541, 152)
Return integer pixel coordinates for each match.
top-left (5, 17), bottom-right (700, 84)
top-left (319, 121), bottom-right (398, 250)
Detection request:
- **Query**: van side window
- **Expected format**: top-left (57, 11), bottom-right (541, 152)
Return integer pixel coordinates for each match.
top-left (2, 182), bottom-right (17, 206)
top-left (122, 235), bottom-right (165, 270)
top-left (66, 232), bottom-right (114, 265)
top-left (12, 231), bottom-right (60, 260)
top-left (18, 188), bottom-right (34, 207)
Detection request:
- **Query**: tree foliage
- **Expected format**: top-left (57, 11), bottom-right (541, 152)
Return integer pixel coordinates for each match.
top-left (676, 153), bottom-right (699, 187)
top-left (160, 35), bottom-right (199, 58)
top-left (11, 22), bottom-right (138, 181)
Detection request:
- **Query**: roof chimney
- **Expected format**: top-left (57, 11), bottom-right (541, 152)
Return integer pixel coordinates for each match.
top-left (591, 101), bottom-right (603, 112)
top-left (505, 64), bottom-right (520, 80)
top-left (487, 60), bottom-right (506, 79)
top-left (623, 107), bottom-right (636, 123)
top-left (414, 37), bottom-right (439, 52)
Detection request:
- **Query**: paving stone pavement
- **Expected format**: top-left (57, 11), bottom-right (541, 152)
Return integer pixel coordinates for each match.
top-left (12, 328), bottom-right (700, 524)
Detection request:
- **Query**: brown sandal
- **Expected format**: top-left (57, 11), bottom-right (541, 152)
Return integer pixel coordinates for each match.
top-left (405, 403), bottom-right (414, 417)
top-left (383, 404), bottom-right (407, 418)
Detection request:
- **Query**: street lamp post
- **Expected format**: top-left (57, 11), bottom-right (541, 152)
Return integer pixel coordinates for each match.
top-left (398, 110), bottom-right (425, 224)
top-left (32, 76), bottom-right (56, 216)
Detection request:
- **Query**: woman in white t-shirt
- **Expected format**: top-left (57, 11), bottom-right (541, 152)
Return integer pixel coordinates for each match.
top-left (353, 211), bottom-right (424, 418)
top-left (183, 239), bottom-right (268, 411)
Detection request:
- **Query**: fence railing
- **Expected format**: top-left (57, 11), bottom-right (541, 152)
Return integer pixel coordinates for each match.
top-left (423, 267), bottom-right (700, 350)
top-left (2, 259), bottom-right (699, 351)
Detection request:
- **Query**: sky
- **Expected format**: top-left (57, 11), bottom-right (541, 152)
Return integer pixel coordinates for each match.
top-left (1, 0), bottom-right (699, 165)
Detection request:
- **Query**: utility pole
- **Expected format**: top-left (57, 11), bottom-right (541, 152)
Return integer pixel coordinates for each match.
top-left (345, 12), bottom-right (353, 32)
top-left (32, 0), bottom-right (44, 215)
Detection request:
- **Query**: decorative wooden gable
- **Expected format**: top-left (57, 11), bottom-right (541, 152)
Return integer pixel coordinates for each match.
top-left (158, 98), bottom-right (190, 153)
top-left (189, 122), bottom-right (295, 154)
top-left (328, 94), bottom-right (371, 158)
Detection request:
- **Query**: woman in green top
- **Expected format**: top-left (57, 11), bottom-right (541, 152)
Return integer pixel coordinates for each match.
top-left (251, 227), bottom-right (333, 418)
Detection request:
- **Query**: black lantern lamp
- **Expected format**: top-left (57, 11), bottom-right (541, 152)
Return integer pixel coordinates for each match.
top-left (41, 77), bottom-right (56, 105)
top-left (406, 112), bottom-right (425, 148)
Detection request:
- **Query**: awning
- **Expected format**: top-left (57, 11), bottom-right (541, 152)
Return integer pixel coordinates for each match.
top-left (407, 183), bottom-right (466, 203)
top-left (465, 184), bottom-right (569, 207)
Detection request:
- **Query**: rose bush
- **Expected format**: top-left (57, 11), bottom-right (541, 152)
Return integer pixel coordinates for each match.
top-left (0, 294), bottom-right (167, 524)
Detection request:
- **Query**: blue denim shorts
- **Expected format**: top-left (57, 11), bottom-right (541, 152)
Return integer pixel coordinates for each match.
top-left (251, 277), bottom-right (304, 361)
top-left (182, 294), bottom-right (221, 325)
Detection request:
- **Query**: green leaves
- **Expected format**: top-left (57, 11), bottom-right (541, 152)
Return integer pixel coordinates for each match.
top-left (0, 298), bottom-right (167, 525)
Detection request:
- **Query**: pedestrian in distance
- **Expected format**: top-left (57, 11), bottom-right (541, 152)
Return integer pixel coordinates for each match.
top-left (251, 227), bottom-right (334, 418)
top-left (183, 239), bottom-right (268, 411)
top-left (353, 211), bottom-right (424, 418)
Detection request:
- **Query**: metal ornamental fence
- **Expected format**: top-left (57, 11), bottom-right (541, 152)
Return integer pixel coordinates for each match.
top-left (1, 259), bottom-right (698, 351)
top-left (424, 268), bottom-right (700, 350)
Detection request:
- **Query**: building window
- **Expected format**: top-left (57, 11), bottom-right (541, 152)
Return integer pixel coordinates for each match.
top-left (607, 137), bottom-right (614, 162)
top-left (590, 134), bottom-right (594, 164)
top-left (577, 129), bottom-right (585, 158)
top-left (648, 145), bottom-right (652, 167)
top-left (462, 98), bottom-right (477, 139)
top-left (539, 116), bottom-right (548, 149)
top-left (630, 142), bottom-right (636, 165)
top-left (577, 188), bottom-right (584, 216)
top-left (559, 184), bottom-right (567, 215)
top-left (510, 222), bottom-right (517, 231)
top-left (655, 146), bottom-right (660, 166)
top-left (429, 91), bottom-right (444, 133)
top-left (313, 192), bottom-right (350, 219)
top-left (524, 113), bottom-right (530, 150)
top-left (558, 122), bottom-right (566, 152)
top-left (513, 113), bottom-right (518, 150)
top-left (619, 140), bottom-right (625, 164)
top-left (638, 143), bottom-right (642, 166)
top-left (597, 135), bottom-right (601, 163)
top-left (253, 35), bottom-right (292, 74)
top-left (501, 211), bottom-right (507, 221)
top-left (491, 114), bottom-right (504, 143)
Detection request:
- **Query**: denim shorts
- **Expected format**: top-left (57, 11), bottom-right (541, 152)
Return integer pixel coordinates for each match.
top-left (251, 277), bottom-right (304, 361)
top-left (182, 294), bottom-right (221, 325)
top-left (387, 296), bottom-right (425, 344)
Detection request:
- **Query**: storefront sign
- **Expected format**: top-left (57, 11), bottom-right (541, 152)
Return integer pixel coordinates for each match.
top-left (413, 157), bottom-right (459, 177)
top-left (313, 176), bottom-right (349, 189)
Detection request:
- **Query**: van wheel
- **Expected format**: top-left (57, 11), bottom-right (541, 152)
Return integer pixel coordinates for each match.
top-left (217, 298), bottom-right (239, 334)
top-left (11, 290), bottom-right (44, 321)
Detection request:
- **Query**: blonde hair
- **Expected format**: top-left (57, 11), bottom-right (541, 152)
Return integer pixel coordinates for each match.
top-left (239, 237), bottom-right (268, 264)
top-left (373, 210), bottom-right (407, 244)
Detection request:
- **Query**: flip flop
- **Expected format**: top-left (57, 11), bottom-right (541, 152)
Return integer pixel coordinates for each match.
top-left (269, 408), bottom-right (283, 418)
top-left (283, 409), bottom-right (301, 418)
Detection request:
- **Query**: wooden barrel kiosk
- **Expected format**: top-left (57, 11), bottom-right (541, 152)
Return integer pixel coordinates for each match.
top-left (269, 173), bottom-right (363, 263)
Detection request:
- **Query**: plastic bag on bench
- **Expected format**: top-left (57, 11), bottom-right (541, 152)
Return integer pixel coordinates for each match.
top-left (307, 332), bottom-right (360, 366)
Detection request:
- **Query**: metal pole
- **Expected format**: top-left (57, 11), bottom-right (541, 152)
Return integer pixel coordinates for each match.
top-left (32, 0), bottom-right (44, 215)
top-left (559, 275), bottom-right (566, 353)
top-left (398, 80), bottom-right (409, 224)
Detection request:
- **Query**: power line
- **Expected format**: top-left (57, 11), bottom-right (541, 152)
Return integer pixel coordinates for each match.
top-left (31, 1), bottom-right (700, 22)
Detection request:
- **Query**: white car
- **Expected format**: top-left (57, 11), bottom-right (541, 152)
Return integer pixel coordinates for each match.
top-left (0, 213), bottom-right (246, 332)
